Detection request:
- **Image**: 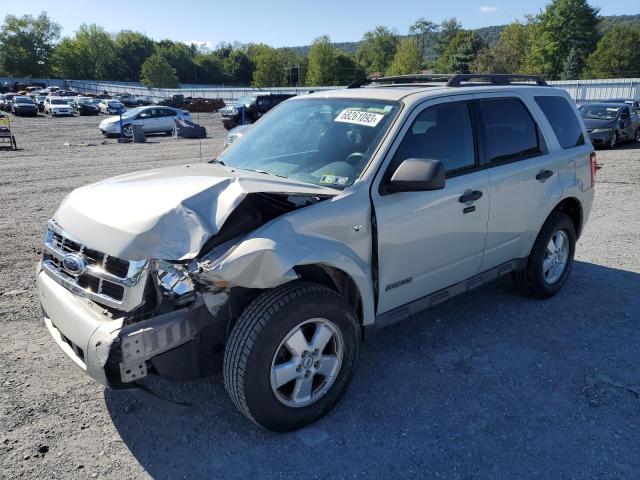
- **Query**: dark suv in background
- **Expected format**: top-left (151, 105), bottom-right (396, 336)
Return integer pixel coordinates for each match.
top-left (219, 92), bottom-right (295, 130)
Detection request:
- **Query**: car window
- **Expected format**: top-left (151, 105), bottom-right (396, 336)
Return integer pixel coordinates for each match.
top-left (218, 98), bottom-right (400, 188)
top-left (479, 98), bottom-right (541, 164)
top-left (392, 101), bottom-right (476, 175)
top-left (535, 96), bottom-right (585, 149)
top-left (162, 108), bottom-right (176, 117)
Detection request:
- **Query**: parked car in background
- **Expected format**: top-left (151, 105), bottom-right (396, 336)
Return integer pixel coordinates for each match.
top-left (603, 98), bottom-right (640, 112)
top-left (99, 99), bottom-right (126, 115)
top-left (3, 93), bottom-right (18, 112)
top-left (75, 97), bottom-right (100, 116)
top-left (0, 95), bottom-right (5, 111)
top-left (579, 102), bottom-right (640, 148)
top-left (224, 124), bottom-right (251, 148)
top-left (115, 93), bottom-right (146, 106)
top-left (38, 86), bottom-right (60, 95)
top-left (43, 97), bottom-right (74, 116)
top-left (99, 106), bottom-right (192, 137)
top-left (219, 93), bottom-right (296, 130)
top-left (11, 96), bottom-right (39, 116)
top-left (34, 95), bottom-right (47, 112)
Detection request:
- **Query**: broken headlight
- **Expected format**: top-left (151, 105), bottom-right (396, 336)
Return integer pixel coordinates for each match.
top-left (155, 261), bottom-right (195, 298)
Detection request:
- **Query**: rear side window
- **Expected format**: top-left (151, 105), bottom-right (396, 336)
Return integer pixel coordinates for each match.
top-left (478, 98), bottom-right (541, 164)
top-left (535, 96), bottom-right (585, 149)
top-left (392, 101), bottom-right (476, 175)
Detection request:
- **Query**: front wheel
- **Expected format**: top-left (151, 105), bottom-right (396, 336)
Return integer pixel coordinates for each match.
top-left (512, 212), bottom-right (576, 299)
top-left (609, 132), bottom-right (617, 149)
top-left (224, 281), bottom-right (359, 432)
top-left (635, 129), bottom-right (640, 143)
top-left (121, 123), bottom-right (133, 137)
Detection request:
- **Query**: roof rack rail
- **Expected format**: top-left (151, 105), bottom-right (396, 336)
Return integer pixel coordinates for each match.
top-left (446, 74), bottom-right (547, 87)
top-left (372, 74), bottom-right (454, 84)
top-left (346, 78), bottom-right (371, 89)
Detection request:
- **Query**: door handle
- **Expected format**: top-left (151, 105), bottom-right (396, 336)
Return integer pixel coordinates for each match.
top-left (536, 169), bottom-right (553, 181)
top-left (458, 190), bottom-right (483, 203)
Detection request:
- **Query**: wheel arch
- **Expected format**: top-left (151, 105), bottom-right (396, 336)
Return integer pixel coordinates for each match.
top-left (551, 197), bottom-right (583, 239)
top-left (293, 264), bottom-right (365, 333)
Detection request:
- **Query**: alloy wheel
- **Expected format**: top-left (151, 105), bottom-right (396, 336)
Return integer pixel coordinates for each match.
top-left (610, 132), bottom-right (617, 149)
top-left (270, 318), bottom-right (343, 408)
top-left (543, 230), bottom-right (570, 284)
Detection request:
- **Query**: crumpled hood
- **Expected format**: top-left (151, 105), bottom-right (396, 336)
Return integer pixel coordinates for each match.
top-left (54, 163), bottom-right (337, 261)
top-left (583, 117), bottom-right (615, 129)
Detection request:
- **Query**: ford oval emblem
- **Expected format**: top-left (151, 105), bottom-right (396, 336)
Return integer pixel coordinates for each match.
top-left (62, 253), bottom-right (86, 276)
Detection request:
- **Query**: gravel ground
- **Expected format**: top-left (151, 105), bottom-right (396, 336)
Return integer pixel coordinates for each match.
top-left (1, 112), bottom-right (639, 480)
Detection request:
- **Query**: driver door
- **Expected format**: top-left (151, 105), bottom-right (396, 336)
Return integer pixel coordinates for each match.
top-left (372, 96), bottom-right (490, 314)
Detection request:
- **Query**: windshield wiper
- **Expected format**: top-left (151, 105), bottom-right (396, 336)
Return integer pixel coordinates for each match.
top-left (236, 168), bottom-right (289, 179)
top-left (210, 158), bottom-right (226, 166)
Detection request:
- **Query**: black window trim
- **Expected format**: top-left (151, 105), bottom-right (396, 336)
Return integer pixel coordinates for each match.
top-left (381, 99), bottom-right (482, 187)
top-left (475, 96), bottom-right (548, 168)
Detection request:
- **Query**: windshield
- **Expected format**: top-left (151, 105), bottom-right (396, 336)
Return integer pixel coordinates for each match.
top-left (51, 99), bottom-right (69, 105)
top-left (235, 96), bottom-right (256, 107)
top-left (217, 98), bottom-right (400, 188)
top-left (579, 105), bottom-right (620, 120)
top-left (15, 97), bottom-right (32, 103)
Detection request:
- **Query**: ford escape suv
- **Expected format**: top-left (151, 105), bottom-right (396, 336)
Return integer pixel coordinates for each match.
top-left (37, 74), bottom-right (596, 432)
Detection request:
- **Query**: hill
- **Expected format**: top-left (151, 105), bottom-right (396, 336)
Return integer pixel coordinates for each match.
top-left (290, 14), bottom-right (640, 57)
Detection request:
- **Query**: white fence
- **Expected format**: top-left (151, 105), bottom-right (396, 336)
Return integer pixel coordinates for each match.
top-left (4, 76), bottom-right (639, 103)
top-left (548, 78), bottom-right (640, 102)
top-left (66, 80), bottom-right (342, 103)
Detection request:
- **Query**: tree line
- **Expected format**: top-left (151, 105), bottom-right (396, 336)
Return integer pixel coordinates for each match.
top-left (0, 0), bottom-right (639, 89)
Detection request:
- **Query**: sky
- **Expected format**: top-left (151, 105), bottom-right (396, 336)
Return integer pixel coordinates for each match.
top-left (1, 0), bottom-right (638, 48)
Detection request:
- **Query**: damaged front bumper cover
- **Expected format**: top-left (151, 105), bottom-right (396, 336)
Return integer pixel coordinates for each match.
top-left (37, 270), bottom-right (227, 388)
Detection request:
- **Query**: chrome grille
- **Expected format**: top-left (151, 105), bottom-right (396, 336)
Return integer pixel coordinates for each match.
top-left (42, 220), bottom-right (149, 311)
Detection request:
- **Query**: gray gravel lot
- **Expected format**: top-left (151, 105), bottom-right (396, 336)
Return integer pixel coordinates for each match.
top-left (1, 112), bottom-right (639, 479)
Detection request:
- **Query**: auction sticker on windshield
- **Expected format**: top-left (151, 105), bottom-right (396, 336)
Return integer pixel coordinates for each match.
top-left (335, 109), bottom-right (385, 127)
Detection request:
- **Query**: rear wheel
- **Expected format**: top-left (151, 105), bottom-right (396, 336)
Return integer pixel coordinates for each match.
top-left (512, 212), bottom-right (576, 299)
top-left (224, 281), bottom-right (359, 432)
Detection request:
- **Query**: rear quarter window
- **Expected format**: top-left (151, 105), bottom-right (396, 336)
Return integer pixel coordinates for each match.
top-left (535, 96), bottom-right (585, 149)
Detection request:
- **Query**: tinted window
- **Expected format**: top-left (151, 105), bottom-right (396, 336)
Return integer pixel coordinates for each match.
top-left (535, 96), bottom-right (585, 149)
top-left (479, 98), bottom-right (540, 163)
top-left (392, 102), bottom-right (475, 174)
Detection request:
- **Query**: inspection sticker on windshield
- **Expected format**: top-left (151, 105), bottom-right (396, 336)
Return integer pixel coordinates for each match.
top-left (320, 175), bottom-right (349, 186)
top-left (335, 109), bottom-right (384, 127)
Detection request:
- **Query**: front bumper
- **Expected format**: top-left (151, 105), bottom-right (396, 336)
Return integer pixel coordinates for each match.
top-left (100, 123), bottom-right (121, 134)
top-left (37, 267), bottom-right (229, 388)
top-left (51, 109), bottom-right (73, 116)
top-left (588, 131), bottom-right (613, 145)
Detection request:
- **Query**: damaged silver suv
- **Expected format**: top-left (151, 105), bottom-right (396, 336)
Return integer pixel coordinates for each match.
top-left (37, 74), bottom-right (596, 431)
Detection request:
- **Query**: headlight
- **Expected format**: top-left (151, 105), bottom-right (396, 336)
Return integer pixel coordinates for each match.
top-left (156, 261), bottom-right (195, 298)
top-left (591, 128), bottom-right (613, 133)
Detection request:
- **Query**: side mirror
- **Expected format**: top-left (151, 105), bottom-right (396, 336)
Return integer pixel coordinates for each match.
top-left (384, 158), bottom-right (445, 194)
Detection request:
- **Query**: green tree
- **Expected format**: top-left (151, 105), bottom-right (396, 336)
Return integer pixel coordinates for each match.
top-left (435, 30), bottom-right (485, 73)
top-left (215, 43), bottom-right (254, 85)
top-left (409, 18), bottom-right (438, 65)
top-left (306, 35), bottom-right (338, 85)
top-left (51, 24), bottom-right (116, 79)
top-left (584, 24), bottom-right (640, 78)
top-left (335, 52), bottom-right (363, 85)
top-left (195, 52), bottom-right (225, 84)
top-left (113, 31), bottom-right (155, 81)
top-left (0, 12), bottom-right (60, 77)
top-left (388, 37), bottom-right (422, 75)
top-left (435, 18), bottom-right (463, 58)
top-left (356, 26), bottom-right (398, 75)
top-left (140, 53), bottom-right (179, 87)
top-left (560, 47), bottom-right (583, 79)
top-left (525, 0), bottom-right (600, 79)
top-left (250, 45), bottom-right (300, 87)
top-left (471, 21), bottom-right (533, 73)
top-left (155, 41), bottom-right (198, 83)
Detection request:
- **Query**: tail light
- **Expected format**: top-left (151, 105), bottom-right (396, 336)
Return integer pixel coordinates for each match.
top-left (589, 151), bottom-right (597, 187)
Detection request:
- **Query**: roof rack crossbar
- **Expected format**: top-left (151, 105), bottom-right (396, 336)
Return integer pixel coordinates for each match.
top-left (446, 74), bottom-right (547, 87)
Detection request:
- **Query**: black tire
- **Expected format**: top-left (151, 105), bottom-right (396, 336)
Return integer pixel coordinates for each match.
top-left (512, 211), bottom-right (576, 299)
top-left (609, 132), bottom-right (617, 149)
top-left (635, 129), bottom-right (640, 143)
top-left (224, 281), bottom-right (360, 432)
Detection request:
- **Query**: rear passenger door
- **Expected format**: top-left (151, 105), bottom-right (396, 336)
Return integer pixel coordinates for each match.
top-left (475, 93), bottom-right (564, 270)
top-left (373, 95), bottom-right (490, 314)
